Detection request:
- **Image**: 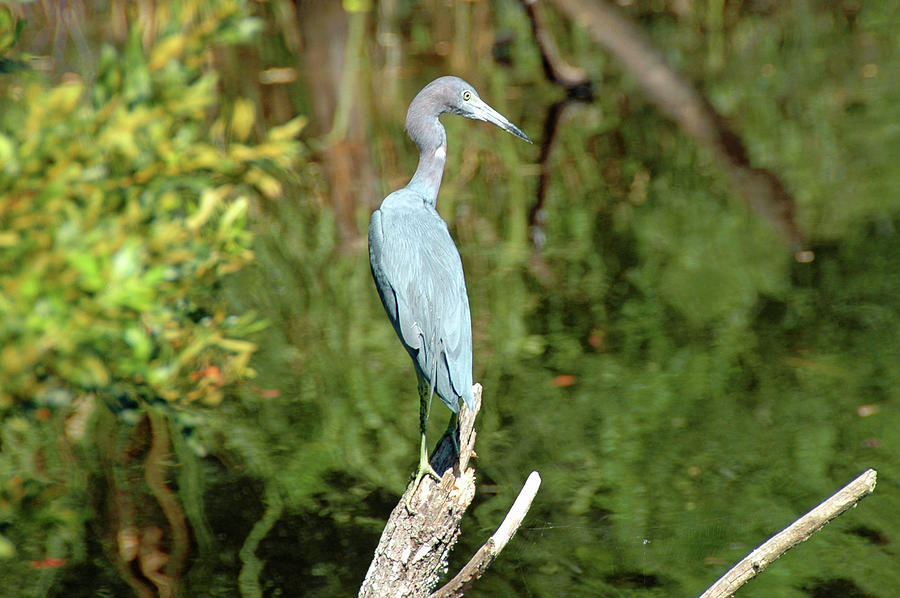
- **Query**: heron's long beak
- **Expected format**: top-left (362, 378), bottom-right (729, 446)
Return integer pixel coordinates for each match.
top-left (468, 97), bottom-right (532, 144)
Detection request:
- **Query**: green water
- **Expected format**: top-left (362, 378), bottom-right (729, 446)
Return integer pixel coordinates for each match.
top-left (2, 1), bottom-right (898, 596)
top-left (217, 3), bottom-right (900, 593)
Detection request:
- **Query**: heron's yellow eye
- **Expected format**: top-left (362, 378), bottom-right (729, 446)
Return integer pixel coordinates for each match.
top-left (462, 90), bottom-right (472, 101)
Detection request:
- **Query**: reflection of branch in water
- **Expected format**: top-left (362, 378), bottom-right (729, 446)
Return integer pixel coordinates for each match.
top-left (523, 0), bottom-right (590, 89)
top-left (522, 0), bottom-right (594, 252)
top-left (145, 408), bottom-right (189, 592)
top-left (529, 98), bottom-right (581, 251)
top-left (527, 0), bottom-right (812, 261)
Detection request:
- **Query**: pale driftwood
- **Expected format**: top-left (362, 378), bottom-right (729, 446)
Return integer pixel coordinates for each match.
top-left (699, 468), bottom-right (877, 598)
top-left (358, 384), bottom-right (540, 597)
top-left (431, 470), bottom-right (541, 598)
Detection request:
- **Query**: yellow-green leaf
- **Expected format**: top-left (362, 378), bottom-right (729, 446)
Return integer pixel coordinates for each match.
top-left (267, 116), bottom-right (307, 142)
top-left (187, 187), bottom-right (228, 231)
top-left (149, 34), bottom-right (185, 71)
top-left (230, 98), bottom-right (256, 142)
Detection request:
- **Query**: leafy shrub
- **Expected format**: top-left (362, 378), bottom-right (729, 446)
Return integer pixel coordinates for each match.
top-left (0, 1), bottom-right (303, 573)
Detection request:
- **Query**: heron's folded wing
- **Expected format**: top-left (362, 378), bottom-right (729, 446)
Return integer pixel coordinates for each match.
top-left (376, 204), bottom-right (473, 404)
top-left (369, 209), bottom-right (425, 356)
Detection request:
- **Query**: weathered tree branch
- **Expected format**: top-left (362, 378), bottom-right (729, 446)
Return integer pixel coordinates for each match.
top-left (431, 470), bottom-right (541, 598)
top-left (359, 384), bottom-right (540, 597)
top-left (699, 468), bottom-right (877, 598)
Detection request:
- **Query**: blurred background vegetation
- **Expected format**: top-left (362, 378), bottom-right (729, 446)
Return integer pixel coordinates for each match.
top-left (0, 0), bottom-right (897, 596)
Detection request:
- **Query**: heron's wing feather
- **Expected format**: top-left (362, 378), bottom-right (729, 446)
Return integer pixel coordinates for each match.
top-left (369, 209), bottom-right (425, 354)
top-left (369, 195), bottom-right (474, 410)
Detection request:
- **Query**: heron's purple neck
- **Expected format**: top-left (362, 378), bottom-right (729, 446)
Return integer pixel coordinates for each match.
top-left (406, 114), bottom-right (448, 207)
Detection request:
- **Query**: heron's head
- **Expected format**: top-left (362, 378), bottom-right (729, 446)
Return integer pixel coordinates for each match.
top-left (406, 76), bottom-right (532, 144)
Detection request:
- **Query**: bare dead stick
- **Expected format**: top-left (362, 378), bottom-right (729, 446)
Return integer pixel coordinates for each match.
top-left (431, 471), bottom-right (542, 598)
top-left (699, 468), bottom-right (877, 598)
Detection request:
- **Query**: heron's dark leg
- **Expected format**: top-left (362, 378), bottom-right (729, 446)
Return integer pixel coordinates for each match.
top-left (406, 379), bottom-right (441, 514)
top-left (441, 411), bottom-right (460, 456)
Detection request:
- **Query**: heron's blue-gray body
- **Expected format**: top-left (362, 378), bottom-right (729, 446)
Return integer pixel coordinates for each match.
top-left (368, 76), bottom-right (529, 507)
top-left (369, 189), bottom-right (475, 412)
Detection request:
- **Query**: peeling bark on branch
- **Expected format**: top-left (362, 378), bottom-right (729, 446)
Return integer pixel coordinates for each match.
top-left (431, 471), bottom-right (541, 598)
top-left (359, 384), bottom-right (540, 597)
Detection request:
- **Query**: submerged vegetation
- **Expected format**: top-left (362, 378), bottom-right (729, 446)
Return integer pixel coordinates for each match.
top-left (0, 1), bottom-right (898, 596)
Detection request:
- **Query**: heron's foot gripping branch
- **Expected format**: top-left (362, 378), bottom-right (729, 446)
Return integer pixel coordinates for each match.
top-left (405, 434), bottom-right (444, 515)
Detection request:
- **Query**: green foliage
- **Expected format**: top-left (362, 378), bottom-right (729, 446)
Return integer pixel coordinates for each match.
top-left (0, 7), bottom-right (26, 74)
top-left (0, 17), bottom-right (299, 413)
top-left (0, 0), bottom-right (303, 575)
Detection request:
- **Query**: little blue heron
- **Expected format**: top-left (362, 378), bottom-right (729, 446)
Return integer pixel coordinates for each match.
top-left (368, 76), bottom-right (531, 510)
